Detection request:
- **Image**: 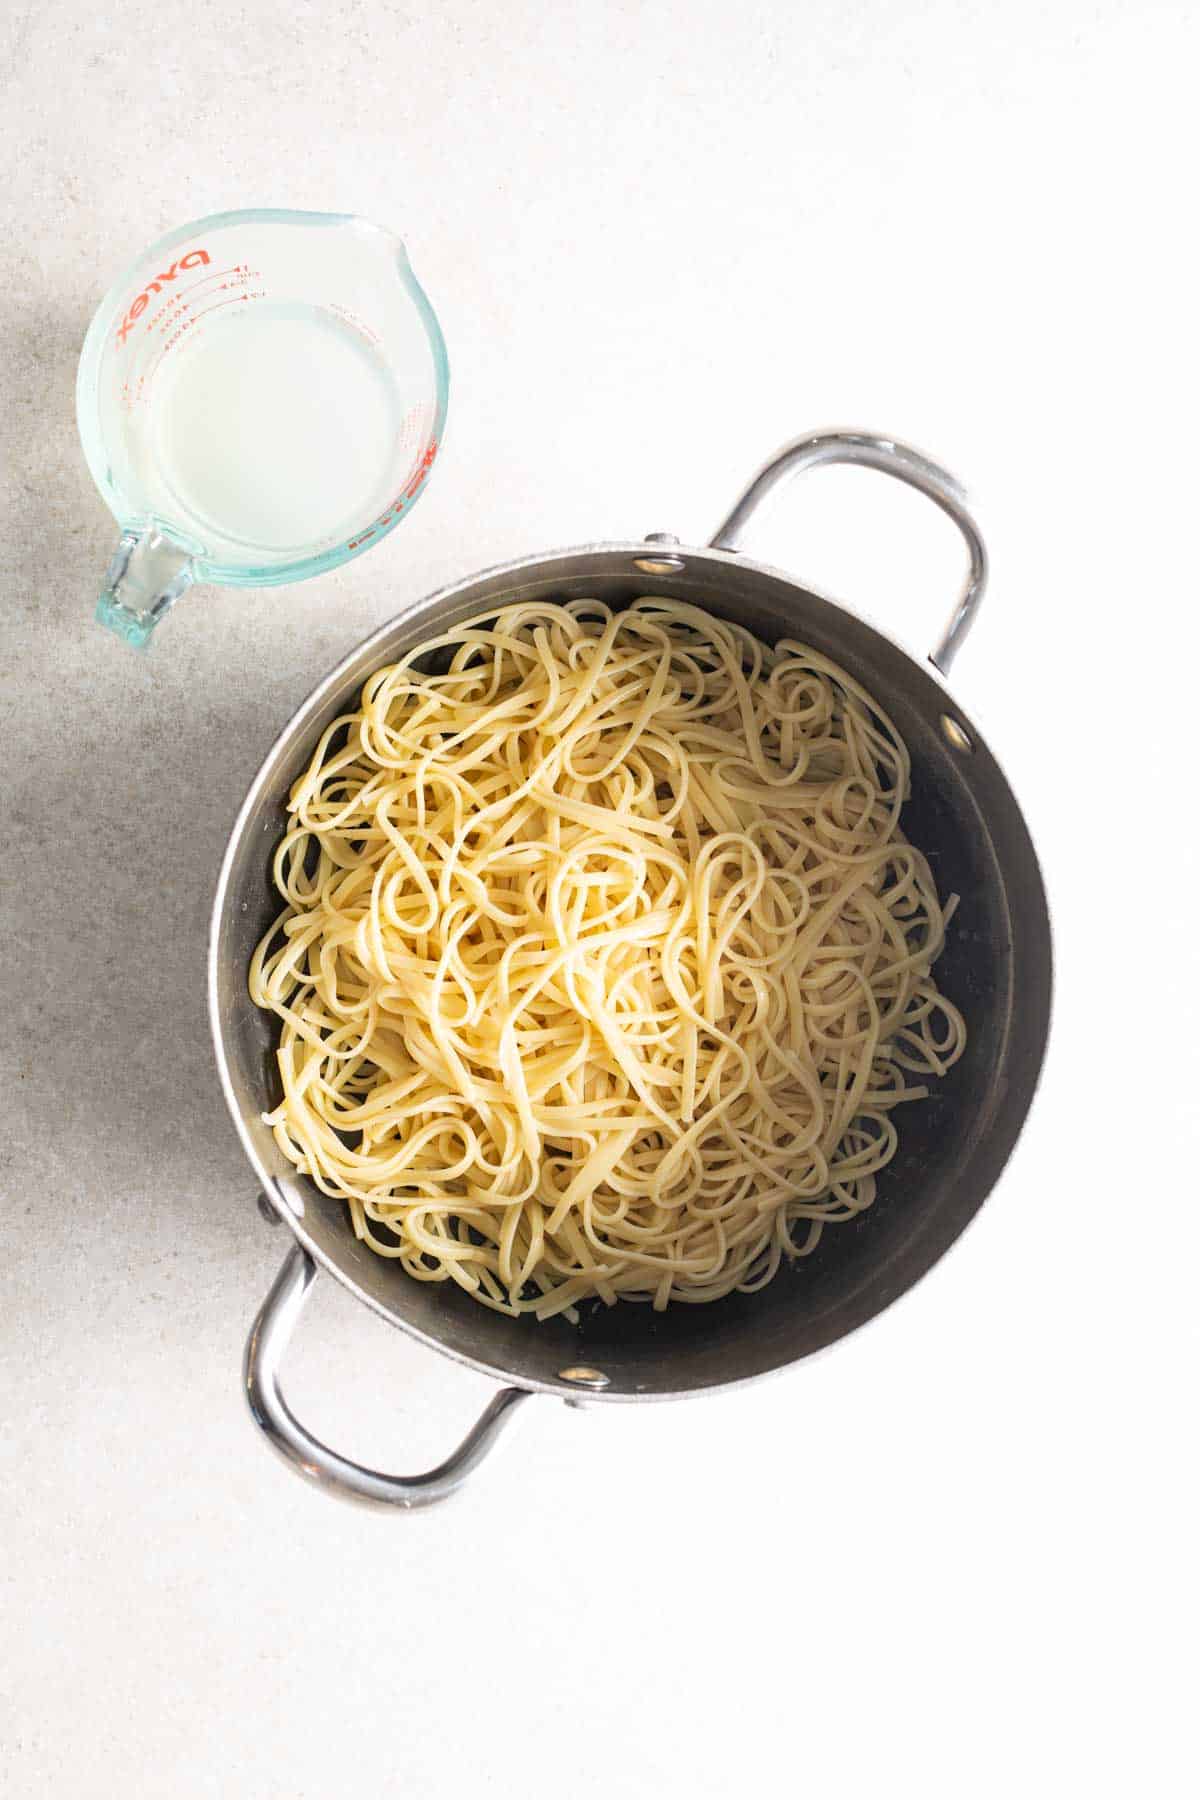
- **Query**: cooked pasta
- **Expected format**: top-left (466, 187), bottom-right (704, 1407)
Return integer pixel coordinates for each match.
top-left (249, 598), bottom-right (965, 1319)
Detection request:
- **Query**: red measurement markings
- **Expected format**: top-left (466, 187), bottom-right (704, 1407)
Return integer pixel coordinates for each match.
top-left (347, 440), bottom-right (439, 548)
top-left (395, 402), bottom-right (426, 451)
top-left (145, 297), bottom-right (186, 336)
top-left (328, 301), bottom-right (382, 348)
top-left (189, 291), bottom-right (261, 327)
top-left (142, 267), bottom-right (256, 339)
top-left (178, 263), bottom-right (249, 293)
top-left (116, 247), bottom-right (212, 344)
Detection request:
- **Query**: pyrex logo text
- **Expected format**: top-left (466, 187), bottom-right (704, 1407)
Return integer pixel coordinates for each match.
top-left (117, 249), bottom-right (211, 345)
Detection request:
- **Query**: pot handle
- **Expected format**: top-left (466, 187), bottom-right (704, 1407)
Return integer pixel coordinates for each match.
top-left (244, 1243), bottom-right (531, 1509)
top-left (709, 430), bottom-right (987, 675)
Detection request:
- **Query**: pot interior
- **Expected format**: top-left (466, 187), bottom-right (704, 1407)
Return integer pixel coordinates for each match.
top-left (212, 548), bottom-right (1050, 1399)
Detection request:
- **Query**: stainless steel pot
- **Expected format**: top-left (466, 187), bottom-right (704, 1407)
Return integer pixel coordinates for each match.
top-left (209, 432), bottom-right (1052, 1509)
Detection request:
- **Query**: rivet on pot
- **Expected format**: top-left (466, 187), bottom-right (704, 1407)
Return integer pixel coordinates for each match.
top-left (635, 532), bottom-right (686, 576)
top-left (558, 1365), bottom-right (611, 1389)
top-left (940, 714), bottom-right (975, 754)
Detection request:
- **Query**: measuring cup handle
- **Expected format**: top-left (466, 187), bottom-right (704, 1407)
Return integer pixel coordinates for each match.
top-left (95, 524), bottom-right (197, 649)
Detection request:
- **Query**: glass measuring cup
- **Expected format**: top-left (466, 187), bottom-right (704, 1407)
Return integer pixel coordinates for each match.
top-left (77, 209), bottom-right (449, 647)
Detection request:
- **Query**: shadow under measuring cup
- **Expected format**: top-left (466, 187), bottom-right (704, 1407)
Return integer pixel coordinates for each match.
top-left (76, 208), bottom-right (449, 647)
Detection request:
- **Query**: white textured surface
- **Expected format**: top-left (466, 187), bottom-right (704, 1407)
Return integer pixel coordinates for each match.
top-left (2, 3), bottom-right (1196, 1795)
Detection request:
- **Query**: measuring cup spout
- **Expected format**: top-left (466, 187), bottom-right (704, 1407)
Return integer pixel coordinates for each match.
top-left (95, 525), bottom-right (197, 648)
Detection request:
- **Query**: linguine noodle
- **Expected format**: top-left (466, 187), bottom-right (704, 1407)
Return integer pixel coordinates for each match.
top-left (249, 599), bottom-right (965, 1319)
